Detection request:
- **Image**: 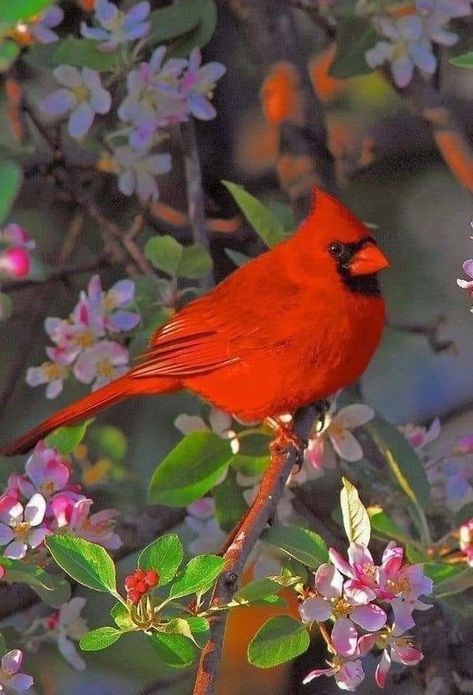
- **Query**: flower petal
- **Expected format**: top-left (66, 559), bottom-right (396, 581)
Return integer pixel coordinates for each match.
top-left (299, 597), bottom-right (332, 623)
top-left (8, 673), bottom-right (34, 691)
top-left (351, 603), bottom-right (387, 631)
top-left (1, 648), bottom-right (22, 674)
top-left (24, 493), bottom-right (46, 525)
top-left (41, 89), bottom-right (75, 116)
top-left (68, 102), bottom-right (95, 138)
top-left (375, 649), bottom-right (391, 688)
top-left (331, 617), bottom-right (358, 657)
top-left (4, 540), bottom-right (28, 559)
top-left (334, 404), bottom-right (375, 429)
top-left (57, 633), bottom-right (86, 671)
top-left (315, 563), bottom-right (343, 598)
top-left (302, 667), bottom-right (338, 684)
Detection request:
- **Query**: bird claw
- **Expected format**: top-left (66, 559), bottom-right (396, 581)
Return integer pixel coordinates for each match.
top-left (314, 399), bottom-right (330, 433)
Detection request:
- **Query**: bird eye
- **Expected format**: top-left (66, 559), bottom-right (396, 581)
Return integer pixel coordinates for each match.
top-left (328, 241), bottom-right (345, 258)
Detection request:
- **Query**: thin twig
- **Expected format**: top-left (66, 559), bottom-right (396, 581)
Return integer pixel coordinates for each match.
top-left (0, 258), bottom-right (111, 293)
top-left (193, 403), bottom-right (322, 695)
top-left (181, 120), bottom-right (214, 288)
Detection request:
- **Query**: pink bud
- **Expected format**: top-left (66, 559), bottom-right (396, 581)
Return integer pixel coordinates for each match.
top-left (0, 247), bottom-right (30, 277)
top-left (454, 435), bottom-right (473, 455)
top-left (2, 223), bottom-right (33, 249)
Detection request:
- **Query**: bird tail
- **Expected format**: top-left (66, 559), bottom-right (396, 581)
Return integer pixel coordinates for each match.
top-left (0, 373), bottom-right (175, 457)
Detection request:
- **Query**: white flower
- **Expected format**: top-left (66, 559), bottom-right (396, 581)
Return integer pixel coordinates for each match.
top-left (184, 498), bottom-right (226, 555)
top-left (175, 407), bottom-right (240, 454)
top-left (0, 493), bottom-right (49, 559)
top-left (56, 598), bottom-right (88, 670)
top-left (319, 403), bottom-right (375, 462)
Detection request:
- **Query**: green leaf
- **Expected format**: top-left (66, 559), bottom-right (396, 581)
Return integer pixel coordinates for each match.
top-left (144, 235), bottom-right (183, 276)
top-left (168, 0), bottom-right (217, 57)
top-left (235, 576), bottom-right (298, 604)
top-left (23, 42), bottom-right (57, 68)
top-left (225, 248), bottom-right (251, 267)
top-left (45, 420), bottom-right (92, 455)
top-left (110, 603), bottom-right (133, 630)
top-left (147, 632), bottom-right (195, 669)
top-left (138, 533), bottom-right (184, 585)
top-left (367, 507), bottom-right (412, 545)
top-left (340, 477), bottom-right (371, 546)
top-left (450, 51), bottom-right (473, 69)
top-left (230, 452), bottom-right (270, 477)
top-left (222, 181), bottom-right (288, 248)
top-left (80, 627), bottom-right (123, 652)
top-left (213, 468), bottom-right (248, 532)
top-left (46, 535), bottom-right (116, 593)
top-left (148, 431), bottom-right (232, 506)
top-left (31, 573), bottom-right (71, 608)
top-left (178, 244), bottom-right (213, 279)
top-left (0, 293), bottom-right (12, 321)
top-left (433, 568), bottom-right (473, 598)
top-left (247, 615), bottom-right (310, 668)
top-left (2, 558), bottom-right (56, 590)
top-left (88, 425), bottom-right (127, 461)
top-left (0, 160), bottom-right (22, 224)
top-left (0, 41), bottom-right (19, 72)
top-left (366, 417), bottom-right (430, 507)
top-left (147, 1), bottom-right (203, 45)
top-left (261, 526), bottom-right (328, 568)
top-left (186, 616), bottom-right (210, 647)
top-left (54, 37), bottom-right (120, 71)
top-left (0, 0), bottom-right (53, 21)
top-left (424, 562), bottom-right (464, 585)
top-left (329, 17), bottom-right (377, 79)
top-left (169, 554), bottom-right (225, 599)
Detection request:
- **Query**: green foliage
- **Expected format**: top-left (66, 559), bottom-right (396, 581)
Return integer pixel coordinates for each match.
top-left (455, 501), bottom-right (473, 526)
top-left (262, 525), bottom-right (328, 568)
top-left (45, 420), bottom-right (92, 455)
top-left (213, 468), bottom-right (248, 532)
top-left (144, 235), bottom-right (213, 279)
top-left (247, 615), bottom-right (310, 668)
top-left (80, 627), bottom-right (124, 652)
top-left (169, 0), bottom-right (217, 58)
top-left (0, 0), bottom-right (53, 21)
top-left (0, 292), bottom-right (12, 321)
top-left (225, 248), bottom-right (251, 267)
top-left (54, 38), bottom-right (120, 71)
top-left (433, 568), bottom-right (473, 598)
top-left (0, 41), bottom-right (19, 72)
top-left (329, 17), bottom-right (377, 78)
top-left (0, 160), bottom-right (22, 224)
top-left (148, 431), bottom-right (232, 506)
top-left (110, 602), bottom-right (133, 630)
top-left (87, 425), bottom-right (127, 461)
top-left (169, 554), bottom-right (225, 599)
top-left (235, 575), bottom-right (298, 604)
top-left (147, 632), bottom-right (195, 669)
top-left (186, 616), bottom-right (210, 647)
top-left (222, 181), bottom-right (288, 248)
top-left (138, 534), bottom-right (184, 585)
top-left (147, 1), bottom-right (205, 46)
top-left (424, 562), bottom-right (465, 585)
top-left (31, 573), bottom-right (71, 608)
top-left (366, 417), bottom-right (430, 507)
top-left (450, 51), bottom-right (473, 69)
top-left (46, 535), bottom-right (116, 594)
top-left (340, 477), bottom-right (371, 546)
top-left (2, 558), bottom-right (56, 591)
top-left (368, 507), bottom-right (412, 545)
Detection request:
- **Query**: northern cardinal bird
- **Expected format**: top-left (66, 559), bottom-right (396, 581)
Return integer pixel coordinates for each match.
top-left (1, 189), bottom-right (389, 456)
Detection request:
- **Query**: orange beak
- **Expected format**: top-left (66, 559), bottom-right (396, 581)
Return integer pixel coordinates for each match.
top-left (349, 243), bottom-right (390, 276)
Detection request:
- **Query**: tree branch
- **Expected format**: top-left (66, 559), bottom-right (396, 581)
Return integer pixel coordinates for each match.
top-left (193, 403), bottom-right (322, 695)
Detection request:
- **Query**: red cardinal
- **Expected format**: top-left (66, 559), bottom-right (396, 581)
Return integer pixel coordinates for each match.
top-left (1, 189), bottom-right (389, 456)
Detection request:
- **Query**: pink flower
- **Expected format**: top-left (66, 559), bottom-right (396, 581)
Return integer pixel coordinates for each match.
top-left (73, 340), bottom-right (129, 390)
top-left (181, 48), bottom-right (226, 121)
top-left (51, 495), bottom-right (121, 550)
top-left (306, 402), bottom-right (375, 466)
top-left (0, 493), bottom-right (49, 559)
top-left (20, 442), bottom-right (71, 501)
top-left (375, 633), bottom-right (423, 688)
top-left (299, 563), bottom-right (386, 657)
top-left (184, 498), bottom-right (226, 555)
top-left (0, 649), bottom-right (33, 691)
top-left (399, 418), bottom-right (440, 451)
top-left (0, 248), bottom-right (31, 278)
top-left (454, 434), bottom-right (473, 455)
top-left (26, 361), bottom-right (69, 399)
top-left (175, 406), bottom-right (239, 454)
top-left (457, 259), bottom-right (473, 302)
top-left (329, 544), bottom-right (379, 602)
top-left (303, 635), bottom-right (375, 690)
top-left (460, 518), bottom-right (473, 566)
top-left (0, 224), bottom-right (35, 250)
top-left (378, 542), bottom-right (432, 633)
top-left (45, 597), bottom-right (88, 671)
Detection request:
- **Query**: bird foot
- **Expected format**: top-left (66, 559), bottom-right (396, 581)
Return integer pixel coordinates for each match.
top-left (265, 416), bottom-right (305, 459)
top-left (313, 399), bottom-right (330, 433)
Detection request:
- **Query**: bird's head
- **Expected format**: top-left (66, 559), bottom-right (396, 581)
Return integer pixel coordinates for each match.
top-left (298, 188), bottom-right (390, 296)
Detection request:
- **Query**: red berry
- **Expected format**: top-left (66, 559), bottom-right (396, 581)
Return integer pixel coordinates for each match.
top-left (144, 570), bottom-right (159, 587)
top-left (127, 590), bottom-right (141, 605)
top-left (124, 575), bottom-right (137, 590)
top-left (134, 570), bottom-right (146, 581)
top-left (136, 581), bottom-right (147, 594)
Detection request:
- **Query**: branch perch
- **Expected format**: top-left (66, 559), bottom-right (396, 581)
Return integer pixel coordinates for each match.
top-left (193, 403), bottom-right (322, 695)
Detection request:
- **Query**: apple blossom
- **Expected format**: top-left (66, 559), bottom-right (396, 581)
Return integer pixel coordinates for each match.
top-left (0, 493), bottom-right (49, 559)
top-left (0, 649), bottom-right (33, 692)
top-left (81, 0), bottom-right (151, 52)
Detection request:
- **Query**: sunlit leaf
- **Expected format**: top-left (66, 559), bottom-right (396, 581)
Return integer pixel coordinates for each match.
top-left (340, 477), bottom-right (371, 546)
top-left (45, 420), bottom-right (92, 455)
top-left (262, 525), bottom-right (328, 568)
top-left (248, 616), bottom-right (309, 668)
top-left (169, 554), bottom-right (225, 599)
top-left (223, 181), bottom-right (288, 248)
top-left (0, 160), bottom-right (22, 223)
top-left (138, 534), bottom-right (184, 585)
top-left (46, 535), bottom-right (116, 593)
top-left (80, 627), bottom-right (123, 651)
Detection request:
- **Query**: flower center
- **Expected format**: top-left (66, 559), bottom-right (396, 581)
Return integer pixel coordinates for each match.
top-left (71, 84), bottom-right (90, 103)
top-left (331, 597), bottom-right (352, 618)
top-left (14, 521), bottom-right (31, 539)
top-left (42, 362), bottom-right (64, 380)
top-left (386, 576), bottom-right (410, 594)
top-left (74, 330), bottom-right (96, 348)
top-left (39, 480), bottom-right (56, 496)
top-left (96, 358), bottom-right (114, 378)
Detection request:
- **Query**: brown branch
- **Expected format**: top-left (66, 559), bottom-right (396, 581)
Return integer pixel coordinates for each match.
top-left (193, 403), bottom-right (322, 695)
top-left (0, 257), bottom-right (111, 293)
top-left (181, 120), bottom-right (214, 289)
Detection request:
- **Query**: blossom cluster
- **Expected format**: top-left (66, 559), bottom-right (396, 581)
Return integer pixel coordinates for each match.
top-left (457, 257), bottom-right (473, 311)
top-left (363, 0), bottom-right (472, 87)
top-left (299, 542), bottom-right (432, 690)
top-left (26, 274), bottom-right (140, 398)
top-left (0, 224), bottom-right (35, 279)
top-left (0, 439), bottom-right (121, 561)
top-left (7, 5), bottom-right (63, 47)
top-left (40, 0), bottom-right (226, 202)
